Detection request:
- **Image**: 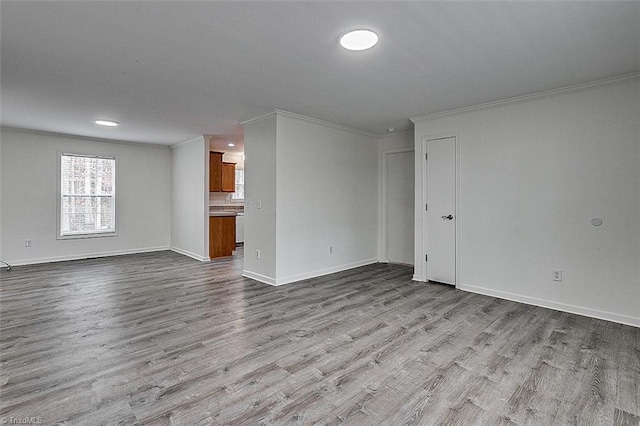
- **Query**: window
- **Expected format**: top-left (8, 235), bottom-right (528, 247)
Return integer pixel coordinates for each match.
top-left (59, 153), bottom-right (116, 238)
top-left (231, 169), bottom-right (244, 200)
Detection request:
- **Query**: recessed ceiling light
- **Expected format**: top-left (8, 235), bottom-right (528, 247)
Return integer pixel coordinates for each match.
top-left (228, 143), bottom-right (235, 147)
top-left (387, 127), bottom-right (396, 132)
top-left (340, 29), bottom-right (379, 51)
top-left (95, 120), bottom-right (118, 127)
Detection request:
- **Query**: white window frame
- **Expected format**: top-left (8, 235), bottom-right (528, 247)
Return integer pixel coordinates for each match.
top-left (57, 152), bottom-right (118, 240)
top-left (231, 168), bottom-right (244, 202)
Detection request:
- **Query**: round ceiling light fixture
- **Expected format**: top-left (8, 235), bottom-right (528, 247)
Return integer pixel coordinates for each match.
top-left (340, 29), bottom-right (379, 51)
top-left (95, 119), bottom-right (119, 127)
top-left (228, 142), bottom-right (236, 147)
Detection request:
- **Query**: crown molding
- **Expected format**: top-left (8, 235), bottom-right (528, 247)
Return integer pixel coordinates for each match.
top-left (377, 128), bottom-right (414, 140)
top-left (242, 109), bottom-right (378, 139)
top-left (411, 72), bottom-right (640, 123)
top-left (274, 109), bottom-right (379, 138)
top-left (240, 111), bottom-right (277, 126)
top-left (170, 135), bottom-right (205, 149)
top-left (0, 126), bottom-right (171, 149)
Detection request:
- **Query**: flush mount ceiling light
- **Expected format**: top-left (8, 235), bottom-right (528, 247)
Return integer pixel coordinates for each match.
top-left (340, 29), bottom-right (379, 51)
top-left (95, 120), bottom-right (118, 127)
top-left (228, 143), bottom-right (235, 147)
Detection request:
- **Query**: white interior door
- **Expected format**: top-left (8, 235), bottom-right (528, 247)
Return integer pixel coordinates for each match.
top-left (426, 137), bottom-right (456, 284)
top-left (386, 150), bottom-right (414, 264)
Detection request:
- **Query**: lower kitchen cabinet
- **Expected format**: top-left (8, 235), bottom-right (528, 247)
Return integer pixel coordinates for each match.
top-left (209, 216), bottom-right (236, 258)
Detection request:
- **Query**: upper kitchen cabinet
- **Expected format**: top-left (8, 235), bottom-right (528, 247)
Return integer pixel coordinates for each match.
top-left (209, 151), bottom-right (235, 193)
top-left (210, 152), bottom-right (223, 192)
top-left (222, 162), bottom-right (235, 192)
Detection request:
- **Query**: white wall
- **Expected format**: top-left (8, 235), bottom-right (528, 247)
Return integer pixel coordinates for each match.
top-left (275, 113), bottom-right (378, 284)
top-left (0, 128), bottom-right (171, 265)
top-left (242, 113), bottom-right (277, 283)
top-left (170, 136), bottom-right (208, 260)
top-left (413, 77), bottom-right (640, 326)
top-left (377, 131), bottom-right (415, 263)
top-left (242, 111), bottom-right (378, 285)
top-left (0, 132), bottom-right (3, 263)
top-left (209, 193), bottom-right (241, 207)
top-left (223, 152), bottom-right (244, 170)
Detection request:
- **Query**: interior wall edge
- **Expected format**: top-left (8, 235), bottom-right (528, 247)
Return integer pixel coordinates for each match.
top-left (241, 270), bottom-right (277, 286)
top-left (6, 246), bottom-right (170, 267)
top-left (169, 247), bottom-right (211, 262)
top-left (459, 283), bottom-right (640, 328)
top-left (273, 109), bottom-right (379, 139)
top-left (0, 125), bottom-right (173, 149)
top-left (273, 258), bottom-right (378, 287)
top-left (410, 72), bottom-right (640, 124)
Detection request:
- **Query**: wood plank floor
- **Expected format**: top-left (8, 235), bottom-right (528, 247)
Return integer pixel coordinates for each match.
top-left (1, 250), bottom-right (638, 425)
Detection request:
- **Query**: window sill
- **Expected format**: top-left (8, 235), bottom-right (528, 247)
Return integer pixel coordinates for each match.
top-left (57, 232), bottom-right (118, 240)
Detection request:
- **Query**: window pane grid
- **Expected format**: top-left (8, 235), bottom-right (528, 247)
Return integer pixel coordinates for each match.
top-left (60, 154), bottom-right (115, 236)
top-left (232, 169), bottom-right (244, 200)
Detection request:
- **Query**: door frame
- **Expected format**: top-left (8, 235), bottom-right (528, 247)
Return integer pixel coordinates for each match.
top-left (414, 132), bottom-right (461, 287)
top-left (380, 147), bottom-right (415, 263)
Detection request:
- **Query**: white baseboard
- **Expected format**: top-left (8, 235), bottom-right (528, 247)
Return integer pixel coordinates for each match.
top-left (7, 246), bottom-right (170, 266)
top-left (276, 258), bottom-right (378, 286)
top-left (459, 283), bottom-right (640, 328)
top-left (241, 270), bottom-right (276, 286)
top-left (169, 246), bottom-right (210, 262)
top-left (412, 274), bottom-right (426, 282)
top-left (243, 258), bottom-right (378, 287)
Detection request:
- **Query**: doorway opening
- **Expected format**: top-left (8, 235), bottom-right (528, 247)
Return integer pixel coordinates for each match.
top-left (382, 149), bottom-right (415, 265)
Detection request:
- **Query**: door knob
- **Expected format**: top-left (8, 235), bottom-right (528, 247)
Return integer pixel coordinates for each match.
top-left (441, 214), bottom-right (453, 220)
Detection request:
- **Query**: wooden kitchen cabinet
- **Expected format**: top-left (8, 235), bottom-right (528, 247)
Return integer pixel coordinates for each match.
top-left (222, 162), bottom-right (235, 192)
top-left (209, 152), bottom-right (223, 192)
top-left (209, 216), bottom-right (236, 258)
top-left (209, 151), bottom-right (235, 193)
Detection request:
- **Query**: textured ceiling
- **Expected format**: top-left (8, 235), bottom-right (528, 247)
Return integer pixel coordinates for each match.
top-left (1, 1), bottom-right (638, 145)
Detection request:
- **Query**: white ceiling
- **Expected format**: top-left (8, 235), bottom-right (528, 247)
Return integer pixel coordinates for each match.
top-left (1, 1), bottom-right (639, 145)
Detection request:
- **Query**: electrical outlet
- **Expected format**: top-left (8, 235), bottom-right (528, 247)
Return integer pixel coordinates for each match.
top-left (552, 269), bottom-right (563, 282)
top-left (257, 200), bottom-right (262, 209)
top-left (255, 249), bottom-right (261, 260)
top-left (25, 239), bottom-right (32, 247)
top-left (329, 246), bottom-right (334, 254)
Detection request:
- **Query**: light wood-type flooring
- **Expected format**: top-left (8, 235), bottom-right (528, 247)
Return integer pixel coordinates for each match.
top-left (1, 250), bottom-right (639, 425)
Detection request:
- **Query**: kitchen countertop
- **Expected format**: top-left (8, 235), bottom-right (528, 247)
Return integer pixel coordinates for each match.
top-left (209, 211), bottom-right (238, 217)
